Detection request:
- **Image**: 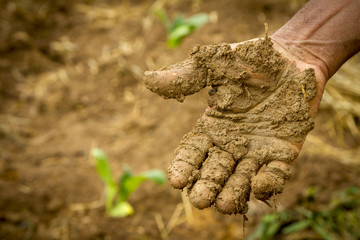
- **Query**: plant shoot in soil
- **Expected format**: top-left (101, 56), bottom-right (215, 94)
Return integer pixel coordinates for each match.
top-left (154, 9), bottom-right (209, 48)
top-left (92, 148), bottom-right (166, 217)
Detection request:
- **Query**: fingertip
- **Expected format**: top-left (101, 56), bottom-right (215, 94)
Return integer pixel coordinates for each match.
top-left (143, 59), bottom-right (207, 100)
top-left (168, 161), bottom-right (193, 189)
top-left (143, 70), bottom-right (165, 96)
top-left (251, 160), bottom-right (291, 201)
top-left (189, 180), bottom-right (217, 209)
top-left (215, 192), bottom-right (236, 214)
top-left (215, 173), bottom-right (250, 215)
top-left (251, 171), bottom-right (285, 201)
top-left (143, 71), bottom-right (157, 87)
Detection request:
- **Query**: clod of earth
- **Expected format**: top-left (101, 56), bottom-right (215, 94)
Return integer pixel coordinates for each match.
top-left (144, 38), bottom-right (317, 215)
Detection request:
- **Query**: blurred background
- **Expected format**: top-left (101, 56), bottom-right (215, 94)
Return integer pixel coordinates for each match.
top-left (0, 0), bottom-right (359, 239)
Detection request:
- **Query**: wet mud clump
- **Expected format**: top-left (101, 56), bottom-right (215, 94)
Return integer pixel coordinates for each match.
top-left (144, 38), bottom-right (317, 215)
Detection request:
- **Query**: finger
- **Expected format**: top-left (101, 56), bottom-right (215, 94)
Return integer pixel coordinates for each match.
top-left (251, 160), bottom-right (291, 201)
top-left (188, 147), bottom-right (236, 209)
top-left (168, 132), bottom-right (212, 189)
top-left (215, 158), bottom-right (259, 214)
top-left (144, 58), bottom-right (207, 102)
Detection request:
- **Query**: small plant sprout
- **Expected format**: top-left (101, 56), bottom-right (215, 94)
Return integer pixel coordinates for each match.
top-left (92, 148), bottom-right (166, 217)
top-left (154, 9), bottom-right (209, 48)
top-left (247, 186), bottom-right (360, 240)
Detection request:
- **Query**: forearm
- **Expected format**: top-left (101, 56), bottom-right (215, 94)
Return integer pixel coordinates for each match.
top-left (271, 0), bottom-right (360, 81)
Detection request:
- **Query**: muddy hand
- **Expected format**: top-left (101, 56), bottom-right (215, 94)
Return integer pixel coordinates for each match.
top-left (144, 38), bottom-right (317, 215)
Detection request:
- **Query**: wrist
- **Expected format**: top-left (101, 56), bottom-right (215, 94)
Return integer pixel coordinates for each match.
top-left (270, 0), bottom-right (360, 83)
top-left (271, 33), bottom-right (329, 84)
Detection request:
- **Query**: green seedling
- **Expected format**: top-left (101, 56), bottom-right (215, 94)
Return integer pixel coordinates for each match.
top-left (154, 9), bottom-right (209, 48)
top-left (246, 212), bottom-right (289, 240)
top-left (247, 186), bottom-right (360, 240)
top-left (92, 148), bottom-right (166, 217)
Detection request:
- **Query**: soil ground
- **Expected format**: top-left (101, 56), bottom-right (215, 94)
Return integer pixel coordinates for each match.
top-left (1, 0), bottom-right (359, 239)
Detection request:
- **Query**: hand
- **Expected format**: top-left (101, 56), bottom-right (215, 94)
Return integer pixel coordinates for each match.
top-left (144, 38), bottom-right (318, 214)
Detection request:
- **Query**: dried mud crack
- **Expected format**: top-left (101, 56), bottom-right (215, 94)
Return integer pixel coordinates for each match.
top-left (144, 38), bottom-right (317, 215)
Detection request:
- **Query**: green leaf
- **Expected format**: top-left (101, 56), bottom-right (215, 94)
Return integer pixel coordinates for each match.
top-left (105, 184), bottom-right (117, 212)
top-left (92, 148), bottom-right (115, 187)
top-left (246, 222), bottom-right (267, 240)
top-left (140, 169), bottom-right (167, 185)
top-left (311, 223), bottom-right (332, 240)
top-left (246, 213), bottom-right (278, 240)
top-left (167, 25), bottom-right (192, 48)
top-left (282, 220), bottom-right (312, 234)
top-left (183, 13), bottom-right (209, 28)
top-left (263, 213), bottom-right (278, 223)
top-left (265, 222), bottom-right (281, 238)
top-left (169, 15), bottom-right (186, 32)
top-left (119, 165), bottom-right (133, 185)
top-left (118, 167), bottom-right (166, 202)
top-left (92, 148), bottom-right (117, 211)
top-left (118, 165), bottom-right (134, 201)
top-left (109, 201), bottom-right (134, 217)
top-left (119, 175), bottom-right (146, 202)
top-left (155, 10), bottom-right (209, 48)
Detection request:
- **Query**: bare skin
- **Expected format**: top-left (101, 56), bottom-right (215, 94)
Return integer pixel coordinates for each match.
top-left (143, 0), bottom-right (360, 215)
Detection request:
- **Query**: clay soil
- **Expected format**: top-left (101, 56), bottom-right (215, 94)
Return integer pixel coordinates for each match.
top-left (1, 0), bottom-right (359, 239)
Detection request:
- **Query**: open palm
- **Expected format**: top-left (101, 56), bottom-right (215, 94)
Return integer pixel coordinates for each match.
top-left (144, 38), bottom-right (317, 214)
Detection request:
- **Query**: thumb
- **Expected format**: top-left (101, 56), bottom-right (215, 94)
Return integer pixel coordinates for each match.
top-left (144, 58), bottom-right (207, 102)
